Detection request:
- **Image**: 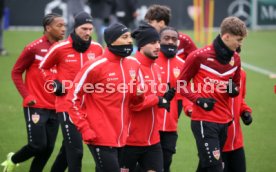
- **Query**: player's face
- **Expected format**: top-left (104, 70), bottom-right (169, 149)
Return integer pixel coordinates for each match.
top-left (223, 33), bottom-right (244, 51)
top-left (75, 23), bottom-right (93, 41)
top-left (111, 32), bottom-right (133, 46)
top-left (141, 40), bottom-right (160, 59)
top-left (149, 20), bottom-right (166, 32)
top-left (48, 17), bottom-right (66, 41)
top-left (160, 30), bottom-right (178, 46)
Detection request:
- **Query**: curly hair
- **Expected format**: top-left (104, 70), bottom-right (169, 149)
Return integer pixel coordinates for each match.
top-left (144, 4), bottom-right (171, 26)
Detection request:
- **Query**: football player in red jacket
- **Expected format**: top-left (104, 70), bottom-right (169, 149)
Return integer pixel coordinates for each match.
top-left (144, 4), bottom-right (197, 60)
top-left (66, 22), bottom-right (146, 172)
top-left (39, 12), bottom-right (103, 172)
top-left (154, 26), bottom-right (193, 172)
top-left (1, 13), bottom-right (65, 172)
top-left (222, 67), bottom-right (253, 171)
top-left (179, 17), bottom-right (248, 172)
top-left (120, 23), bottom-right (174, 172)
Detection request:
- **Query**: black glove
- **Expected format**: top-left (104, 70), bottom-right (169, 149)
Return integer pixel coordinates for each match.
top-left (241, 111), bottom-right (252, 125)
top-left (53, 80), bottom-right (65, 96)
top-left (227, 78), bottom-right (239, 97)
top-left (163, 83), bottom-right (176, 101)
top-left (196, 98), bottom-right (216, 111)
top-left (158, 96), bottom-right (170, 112)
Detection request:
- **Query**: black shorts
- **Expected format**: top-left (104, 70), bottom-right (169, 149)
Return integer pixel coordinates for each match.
top-left (88, 145), bottom-right (123, 172)
top-left (121, 143), bottom-right (163, 172)
top-left (191, 120), bottom-right (228, 168)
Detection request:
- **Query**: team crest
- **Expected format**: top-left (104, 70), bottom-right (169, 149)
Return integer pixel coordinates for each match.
top-left (87, 53), bottom-right (95, 60)
top-left (129, 69), bottom-right (136, 80)
top-left (229, 57), bottom-right (235, 66)
top-left (32, 113), bottom-right (40, 124)
top-left (173, 68), bottom-right (180, 78)
top-left (212, 149), bottom-right (220, 160)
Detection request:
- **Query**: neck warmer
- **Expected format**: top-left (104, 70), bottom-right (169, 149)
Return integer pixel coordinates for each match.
top-left (71, 32), bottom-right (91, 53)
top-left (213, 35), bottom-right (234, 64)
top-left (108, 44), bottom-right (133, 57)
top-left (160, 44), bottom-right (178, 58)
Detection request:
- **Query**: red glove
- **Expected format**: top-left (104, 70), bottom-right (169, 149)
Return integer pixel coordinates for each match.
top-left (23, 95), bottom-right (36, 106)
top-left (82, 129), bottom-right (96, 144)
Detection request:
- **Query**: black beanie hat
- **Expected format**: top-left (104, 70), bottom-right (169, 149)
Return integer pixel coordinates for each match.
top-left (104, 23), bottom-right (129, 46)
top-left (131, 22), bottom-right (160, 48)
top-left (74, 11), bottom-right (93, 29)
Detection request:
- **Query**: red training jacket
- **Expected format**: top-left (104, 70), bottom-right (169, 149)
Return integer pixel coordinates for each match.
top-left (179, 45), bottom-right (241, 124)
top-left (67, 49), bottom-right (144, 147)
top-left (155, 52), bottom-right (193, 131)
top-left (223, 69), bottom-right (252, 152)
top-left (39, 36), bottom-right (103, 112)
top-left (12, 35), bottom-right (57, 109)
top-left (127, 51), bottom-right (161, 146)
top-left (177, 32), bottom-right (197, 60)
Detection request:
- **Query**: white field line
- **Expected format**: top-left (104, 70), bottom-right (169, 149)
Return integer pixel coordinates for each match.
top-left (242, 62), bottom-right (276, 78)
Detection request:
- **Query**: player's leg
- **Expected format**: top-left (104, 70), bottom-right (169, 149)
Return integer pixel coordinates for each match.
top-left (5, 107), bottom-right (49, 172)
top-left (60, 112), bottom-right (83, 172)
top-left (140, 143), bottom-right (163, 172)
top-left (88, 145), bottom-right (121, 172)
top-left (51, 140), bottom-right (68, 172)
top-left (30, 109), bottom-right (59, 171)
top-left (191, 120), bottom-right (224, 172)
top-left (159, 131), bottom-right (178, 172)
top-left (222, 151), bottom-right (231, 172)
top-left (228, 147), bottom-right (246, 172)
top-left (120, 145), bottom-right (143, 172)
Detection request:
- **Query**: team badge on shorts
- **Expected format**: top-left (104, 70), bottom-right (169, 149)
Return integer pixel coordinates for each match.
top-left (129, 69), bottom-right (136, 80)
top-left (87, 53), bottom-right (95, 60)
top-left (32, 113), bottom-right (40, 124)
top-left (173, 67), bottom-right (180, 78)
top-left (212, 149), bottom-right (220, 160)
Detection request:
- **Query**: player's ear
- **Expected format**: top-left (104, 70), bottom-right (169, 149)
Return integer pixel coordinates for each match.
top-left (45, 25), bottom-right (51, 32)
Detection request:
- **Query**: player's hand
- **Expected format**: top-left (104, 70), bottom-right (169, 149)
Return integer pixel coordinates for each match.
top-left (163, 83), bottom-right (176, 101)
top-left (158, 96), bottom-right (170, 112)
top-left (53, 80), bottom-right (65, 96)
top-left (23, 95), bottom-right (36, 106)
top-left (196, 98), bottom-right (216, 111)
top-left (226, 78), bottom-right (239, 97)
top-left (82, 129), bottom-right (97, 144)
top-left (241, 111), bottom-right (252, 125)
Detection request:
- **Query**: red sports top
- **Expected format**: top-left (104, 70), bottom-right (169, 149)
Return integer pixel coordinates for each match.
top-left (179, 45), bottom-right (241, 124)
top-left (177, 32), bottom-right (197, 60)
top-left (39, 36), bottom-right (103, 112)
top-left (155, 52), bottom-right (193, 131)
top-left (66, 49), bottom-right (144, 147)
top-left (126, 51), bottom-right (161, 146)
top-left (223, 69), bottom-right (252, 152)
top-left (12, 35), bottom-right (57, 109)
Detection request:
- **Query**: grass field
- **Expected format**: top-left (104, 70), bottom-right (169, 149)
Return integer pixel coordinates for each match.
top-left (0, 30), bottom-right (276, 172)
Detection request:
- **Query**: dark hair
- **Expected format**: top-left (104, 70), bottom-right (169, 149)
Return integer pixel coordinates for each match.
top-left (160, 26), bottom-right (179, 37)
top-left (220, 16), bottom-right (247, 37)
top-left (144, 4), bottom-right (171, 26)
top-left (42, 13), bottom-right (62, 32)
